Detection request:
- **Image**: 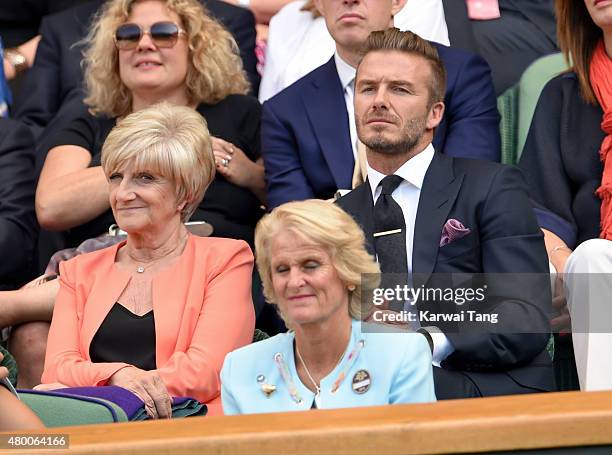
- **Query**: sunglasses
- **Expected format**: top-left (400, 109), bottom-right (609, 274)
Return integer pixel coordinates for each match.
top-left (114, 21), bottom-right (186, 50)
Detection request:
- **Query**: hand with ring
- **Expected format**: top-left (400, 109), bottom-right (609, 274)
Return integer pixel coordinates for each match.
top-left (211, 137), bottom-right (265, 202)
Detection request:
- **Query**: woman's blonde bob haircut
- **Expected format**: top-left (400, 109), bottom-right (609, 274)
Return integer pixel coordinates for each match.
top-left (254, 199), bottom-right (380, 323)
top-left (101, 102), bottom-right (215, 222)
top-left (83, 0), bottom-right (250, 117)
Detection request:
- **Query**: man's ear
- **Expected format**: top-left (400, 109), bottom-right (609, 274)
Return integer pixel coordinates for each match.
top-left (426, 101), bottom-right (445, 130)
top-left (313, 0), bottom-right (325, 16)
top-left (391, 0), bottom-right (408, 17)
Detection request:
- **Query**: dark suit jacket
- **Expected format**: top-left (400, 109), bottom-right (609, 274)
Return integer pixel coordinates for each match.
top-left (337, 152), bottom-right (554, 396)
top-left (519, 73), bottom-right (604, 249)
top-left (15, 0), bottom-right (259, 139)
top-left (0, 119), bottom-right (38, 289)
top-left (262, 44), bottom-right (500, 209)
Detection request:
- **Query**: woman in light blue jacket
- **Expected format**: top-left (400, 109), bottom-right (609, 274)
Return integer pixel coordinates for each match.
top-left (221, 200), bottom-right (435, 414)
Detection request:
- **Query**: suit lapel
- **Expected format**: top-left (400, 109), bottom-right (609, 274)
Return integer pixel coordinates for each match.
top-left (412, 153), bottom-right (464, 286)
top-left (303, 58), bottom-right (355, 190)
top-left (338, 182), bottom-right (376, 256)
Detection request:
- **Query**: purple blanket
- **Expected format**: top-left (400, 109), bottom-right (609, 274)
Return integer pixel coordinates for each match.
top-left (57, 386), bottom-right (203, 419)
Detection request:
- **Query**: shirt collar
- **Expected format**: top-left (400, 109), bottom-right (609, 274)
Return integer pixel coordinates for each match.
top-left (367, 143), bottom-right (435, 199)
top-left (334, 52), bottom-right (356, 92)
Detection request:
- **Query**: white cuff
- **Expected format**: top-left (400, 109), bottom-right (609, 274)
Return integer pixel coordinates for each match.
top-left (421, 326), bottom-right (454, 367)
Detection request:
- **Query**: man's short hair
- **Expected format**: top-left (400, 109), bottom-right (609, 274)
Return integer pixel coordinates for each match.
top-left (360, 28), bottom-right (446, 107)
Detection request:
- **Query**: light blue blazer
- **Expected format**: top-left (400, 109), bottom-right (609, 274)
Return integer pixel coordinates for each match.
top-left (221, 320), bottom-right (436, 415)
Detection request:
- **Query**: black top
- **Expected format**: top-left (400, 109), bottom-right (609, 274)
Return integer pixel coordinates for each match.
top-left (89, 303), bottom-right (156, 371)
top-left (519, 72), bottom-right (605, 249)
top-left (47, 95), bottom-right (262, 247)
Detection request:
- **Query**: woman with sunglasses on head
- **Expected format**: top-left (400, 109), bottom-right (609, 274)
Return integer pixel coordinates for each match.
top-left (36, 0), bottom-right (265, 252)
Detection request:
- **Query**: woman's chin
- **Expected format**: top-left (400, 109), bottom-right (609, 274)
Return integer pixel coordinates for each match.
top-left (115, 220), bottom-right (146, 235)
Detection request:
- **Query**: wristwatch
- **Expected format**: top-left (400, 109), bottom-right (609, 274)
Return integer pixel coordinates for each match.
top-left (4, 48), bottom-right (28, 75)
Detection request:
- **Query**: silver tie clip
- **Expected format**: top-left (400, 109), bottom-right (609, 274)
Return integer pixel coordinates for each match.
top-left (373, 228), bottom-right (403, 237)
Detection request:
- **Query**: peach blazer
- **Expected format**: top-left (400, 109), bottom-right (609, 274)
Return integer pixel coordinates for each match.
top-left (41, 234), bottom-right (255, 412)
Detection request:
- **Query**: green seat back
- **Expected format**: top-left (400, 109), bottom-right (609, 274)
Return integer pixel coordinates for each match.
top-left (19, 391), bottom-right (129, 427)
top-left (516, 52), bottom-right (568, 161)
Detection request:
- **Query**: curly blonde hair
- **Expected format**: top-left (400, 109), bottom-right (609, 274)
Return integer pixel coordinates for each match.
top-left (254, 199), bottom-right (380, 324)
top-left (83, 0), bottom-right (250, 117)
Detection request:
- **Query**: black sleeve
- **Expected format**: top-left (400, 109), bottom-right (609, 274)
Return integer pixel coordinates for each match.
top-left (518, 76), bottom-right (578, 247)
top-left (0, 119), bottom-right (38, 288)
top-left (45, 112), bottom-right (99, 157)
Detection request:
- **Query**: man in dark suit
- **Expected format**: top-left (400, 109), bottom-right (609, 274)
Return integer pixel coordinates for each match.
top-left (442, 0), bottom-right (558, 95)
top-left (15, 0), bottom-right (259, 140)
top-left (262, 0), bottom-right (500, 209)
top-left (337, 28), bottom-right (554, 398)
top-left (0, 119), bottom-right (37, 290)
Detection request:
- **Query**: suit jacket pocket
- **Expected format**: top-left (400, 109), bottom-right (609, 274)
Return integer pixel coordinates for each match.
top-left (437, 232), bottom-right (477, 263)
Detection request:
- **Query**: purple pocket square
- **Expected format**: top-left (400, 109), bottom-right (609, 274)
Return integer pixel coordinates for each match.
top-left (440, 219), bottom-right (471, 247)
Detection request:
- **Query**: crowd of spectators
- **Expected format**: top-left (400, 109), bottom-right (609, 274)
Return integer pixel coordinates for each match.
top-left (0, 0), bottom-right (610, 432)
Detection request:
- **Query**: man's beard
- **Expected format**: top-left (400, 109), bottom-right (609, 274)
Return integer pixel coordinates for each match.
top-left (360, 116), bottom-right (427, 156)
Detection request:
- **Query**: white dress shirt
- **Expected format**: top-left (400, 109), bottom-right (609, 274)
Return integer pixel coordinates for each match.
top-left (259, 0), bottom-right (450, 102)
top-left (334, 52), bottom-right (357, 159)
top-left (366, 144), bottom-right (454, 366)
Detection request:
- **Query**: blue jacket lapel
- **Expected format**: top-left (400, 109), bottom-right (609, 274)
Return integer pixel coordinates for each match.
top-left (303, 57), bottom-right (355, 190)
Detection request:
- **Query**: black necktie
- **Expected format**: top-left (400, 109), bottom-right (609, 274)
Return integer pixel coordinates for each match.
top-left (374, 175), bottom-right (407, 274)
top-left (374, 175), bottom-right (408, 311)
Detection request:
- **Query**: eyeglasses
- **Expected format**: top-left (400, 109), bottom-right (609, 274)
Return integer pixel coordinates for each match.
top-left (114, 21), bottom-right (186, 50)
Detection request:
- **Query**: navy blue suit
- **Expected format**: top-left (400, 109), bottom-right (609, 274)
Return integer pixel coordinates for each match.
top-left (262, 43), bottom-right (500, 209)
top-left (337, 153), bottom-right (554, 397)
top-left (15, 0), bottom-right (259, 140)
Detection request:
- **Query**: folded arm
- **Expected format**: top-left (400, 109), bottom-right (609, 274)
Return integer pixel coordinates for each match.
top-left (36, 145), bottom-right (109, 231)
